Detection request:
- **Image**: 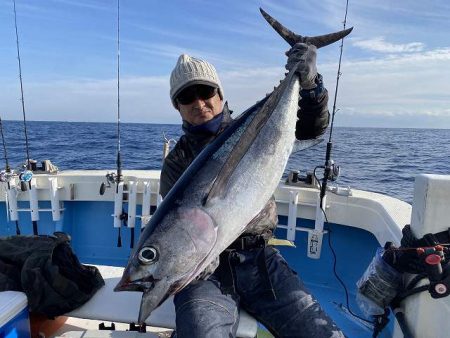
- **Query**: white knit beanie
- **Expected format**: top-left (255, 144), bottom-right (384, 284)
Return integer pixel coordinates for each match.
top-left (170, 54), bottom-right (224, 108)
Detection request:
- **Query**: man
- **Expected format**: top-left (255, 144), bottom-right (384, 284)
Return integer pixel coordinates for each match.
top-left (160, 44), bottom-right (344, 338)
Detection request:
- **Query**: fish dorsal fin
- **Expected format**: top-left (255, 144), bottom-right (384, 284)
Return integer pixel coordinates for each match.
top-left (292, 138), bottom-right (323, 154)
top-left (259, 8), bottom-right (353, 48)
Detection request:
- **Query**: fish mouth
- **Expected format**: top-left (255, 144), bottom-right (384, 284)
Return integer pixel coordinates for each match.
top-left (137, 279), bottom-right (173, 324)
top-left (114, 275), bottom-right (157, 292)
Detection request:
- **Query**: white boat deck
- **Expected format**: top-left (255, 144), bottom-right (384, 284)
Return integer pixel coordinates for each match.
top-left (55, 265), bottom-right (258, 338)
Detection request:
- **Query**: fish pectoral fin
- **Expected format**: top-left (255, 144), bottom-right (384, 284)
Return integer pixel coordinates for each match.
top-left (291, 138), bottom-right (323, 154)
top-left (202, 178), bottom-right (227, 206)
top-left (179, 207), bottom-right (217, 250)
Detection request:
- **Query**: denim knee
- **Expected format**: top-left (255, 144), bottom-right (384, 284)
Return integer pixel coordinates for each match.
top-left (174, 279), bottom-right (239, 338)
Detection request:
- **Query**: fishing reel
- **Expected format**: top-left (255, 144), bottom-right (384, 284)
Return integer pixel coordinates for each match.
top-left (406, 245), bottom-right (450, 299)
top-left (99, 172), bottom-right (120, 195)
top-left (328, 160), bottom-right (340, 181)
top-left (19, 170), bottom-right (33, 182)
top-left (0, 169), bottom-right (16, 183)
top-left (18, 170), bottom-right (33, 192)
top-left (0, 162), bottom-right (34, 189)
top-left (314, 160), bottom-right (341, 185)
top-left (9, 161), bottom-right (34, 191)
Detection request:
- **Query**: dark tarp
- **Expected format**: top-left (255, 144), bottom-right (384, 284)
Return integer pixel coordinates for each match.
top-left (0, 232), bottom-right (104, 318)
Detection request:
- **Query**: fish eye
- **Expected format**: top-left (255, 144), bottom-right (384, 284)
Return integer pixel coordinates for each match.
top-left (138, 247), bottom-right (158, 265)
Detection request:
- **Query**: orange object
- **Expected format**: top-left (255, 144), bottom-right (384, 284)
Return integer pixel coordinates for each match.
top-left (30, 313), bottom-right (67, 338)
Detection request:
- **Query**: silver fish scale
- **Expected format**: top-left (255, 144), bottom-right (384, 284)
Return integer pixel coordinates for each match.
top-left (211, 115), bottom-right (253, 161)
top-left (200, 75), bottom-right (300, 262)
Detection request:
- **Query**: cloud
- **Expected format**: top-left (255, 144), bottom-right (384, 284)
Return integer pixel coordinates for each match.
top-left (2, 75), bottom-right (176, 123)
top-left (317, 46), bottom-right (450, 127)
top-left (353, 37), bottom-right (425, 53)
top-left (3, 44), bottom-right (450, 129)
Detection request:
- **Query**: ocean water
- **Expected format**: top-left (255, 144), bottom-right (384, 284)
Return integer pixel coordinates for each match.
top-left (1, 120), bottom-right (449, 204)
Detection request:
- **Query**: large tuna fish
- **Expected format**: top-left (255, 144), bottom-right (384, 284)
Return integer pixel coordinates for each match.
top-left (115, 8), bottom-right (353, 323)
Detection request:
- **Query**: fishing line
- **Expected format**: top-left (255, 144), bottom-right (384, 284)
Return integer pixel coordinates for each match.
top-left (13, 0), bottom-right (31, 170)
top-left (323, 209), bottom-right (373, 325)
top-left (328, 0), bottom-right (349, 143)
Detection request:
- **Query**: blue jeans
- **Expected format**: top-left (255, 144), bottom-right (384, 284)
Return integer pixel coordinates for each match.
top-left (173, 246), bottom-right (344, 338)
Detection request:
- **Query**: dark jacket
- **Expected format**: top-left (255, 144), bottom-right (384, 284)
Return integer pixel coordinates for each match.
top-left (0, 233), bottom-right (104, 318)
top-left (160, 85), bottom-right (329, 237)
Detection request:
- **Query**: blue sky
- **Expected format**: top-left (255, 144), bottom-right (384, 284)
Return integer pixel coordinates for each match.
top-left (1, 0), bottom-right (449, 128)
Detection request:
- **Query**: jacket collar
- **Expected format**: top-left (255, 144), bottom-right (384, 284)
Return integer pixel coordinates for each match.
top-left (182, 102), bottom-right (233, 140)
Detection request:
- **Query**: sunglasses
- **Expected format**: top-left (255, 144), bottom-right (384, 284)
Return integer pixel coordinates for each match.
top-left (176, 85), bottom-right (218, 105)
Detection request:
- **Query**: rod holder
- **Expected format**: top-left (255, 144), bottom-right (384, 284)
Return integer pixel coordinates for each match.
top-left (113, 181), bottom-right (124, 228)
top-left (308, 194), bottom-right (326, 259)
top-left (141, 181), bottom-right (152, 228)
top-left (127, 181), bottom-right (137, 229)
top-left (6, 181), bottom-right (19, 222)
top-left (287, 191), bottom-right (299, 241)
top-left (28, 179), bottom-right (39, 222)
top-left (49, 177), bottom-right (61, 221)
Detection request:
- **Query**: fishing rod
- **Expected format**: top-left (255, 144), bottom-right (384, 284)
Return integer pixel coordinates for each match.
top-left (99, 0), bottom-right (127, 247)
top-left (13, 0), bottom-right (38, 235)
top-left (308, 1), bottom-right (350, 261)
top-left (316, 3), bottom-right (413, 336)
top-left (116, 0), bottom-right (122, 186)
top-left (116, 0), bottom-right (125, 248)
top-left (97, 0), bottom-right (129, 248)
top-left (317, 0), bottom-right (349, 208)
top-left (13, 0), bottom-right (31, 171)
top-left (311, 0), bottom-right (374, 326)
top-left (311, 2), bottom-right (381, 332)
top-left (0, 117), bottom-right (21, 235)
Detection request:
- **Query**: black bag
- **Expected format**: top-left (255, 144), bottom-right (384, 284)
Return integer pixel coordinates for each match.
top-left (0, 232), bottom-right (104, 318)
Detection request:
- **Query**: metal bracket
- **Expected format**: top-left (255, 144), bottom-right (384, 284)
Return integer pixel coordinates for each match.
top-left (287, 191), bottom-right (299, 241)
top-left (28, 179), bottom-right (39, 222)
top-left (307, 195), bottom-right (327, 259)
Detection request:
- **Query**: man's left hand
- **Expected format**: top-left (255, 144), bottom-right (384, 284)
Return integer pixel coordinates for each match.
top-left (285, 43), bottom-right (318, 90)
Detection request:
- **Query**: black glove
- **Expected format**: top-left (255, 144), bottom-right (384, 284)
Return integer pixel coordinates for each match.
top-left (295, 74), bottom-right (329, 140)
top-left (285, 42), bottom-right (317, 90)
